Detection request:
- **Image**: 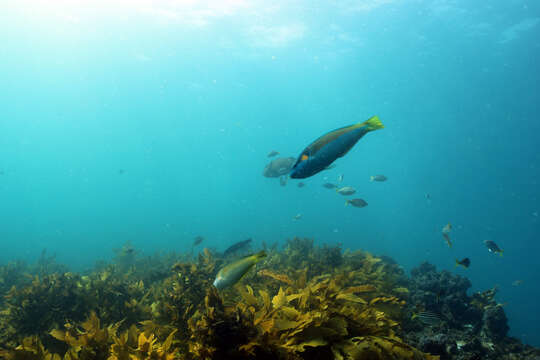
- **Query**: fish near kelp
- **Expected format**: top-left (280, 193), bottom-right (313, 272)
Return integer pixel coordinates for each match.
top-left (193, 236), bottom-right (204, 246)
top-left (262, 157), bottom-right (296, 178)
top-left (290, 116), bottom-right (384, 179)
top-left (484, 240), bottom-right (503, 256)
top-left (412, 311), bottom-right (441, 326)
top-left (213, 251), bottom-right (267, 290)
top-left (223, 238), bottom-right (252, 257)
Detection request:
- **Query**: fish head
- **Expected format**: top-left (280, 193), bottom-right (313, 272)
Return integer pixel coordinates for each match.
top-left (290, 152), bottom-right (316, 179)
top-left (213, 273), bottom-right (228, 290)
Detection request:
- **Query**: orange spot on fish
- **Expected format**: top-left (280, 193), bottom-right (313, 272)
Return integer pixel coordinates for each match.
top-left (301, 154), bottom-right (309, 161)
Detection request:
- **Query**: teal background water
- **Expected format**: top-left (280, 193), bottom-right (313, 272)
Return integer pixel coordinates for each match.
top-left (1, 0), bottom-right (539, 346)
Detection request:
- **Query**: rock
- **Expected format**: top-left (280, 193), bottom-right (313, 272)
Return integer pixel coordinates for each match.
top-left (481, 305), bottom-right (509, 341)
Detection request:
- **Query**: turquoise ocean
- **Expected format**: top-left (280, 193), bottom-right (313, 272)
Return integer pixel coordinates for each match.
top-left (1, 0), bottom-right (539, 346)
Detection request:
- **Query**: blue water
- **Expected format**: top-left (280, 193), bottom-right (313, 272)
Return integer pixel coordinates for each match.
top-left (1, 0), bottom-right (539, 346)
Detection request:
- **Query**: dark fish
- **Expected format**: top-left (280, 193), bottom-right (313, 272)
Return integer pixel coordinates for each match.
top-left (484, 240), bottom-right (503, 256)
top-left (345, 198), bottom-right (368, 208)
top-left (263, 157), bottom-right (296, 178)
top-left (412, 311), bottom-right (441, 325)
top-left (193, 236), bottom-right (204, 246)
top-left (223, 238), bottom-right (253, 257)
top-left (455, 257), bottom-right (471, 268)
top-left (118, 169), bottom-right (125, 175)
top-left (290, 116), bottom-right (384, 179)
top-left (279, 175), bottom-right (288, 186)
top-left (370, 174), bottom-right (387, 182)
top-left (322, 183), bottom-right (337, 189)
top-left (267, 150), bottom-right (279, 158)
top-left (297, 182), bottom-right (305, 188)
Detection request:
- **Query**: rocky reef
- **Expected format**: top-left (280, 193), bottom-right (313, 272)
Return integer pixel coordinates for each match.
top-left (401, 262), bottom-right (540, 360)
top-left (0, 239), bottom-right (538, 360)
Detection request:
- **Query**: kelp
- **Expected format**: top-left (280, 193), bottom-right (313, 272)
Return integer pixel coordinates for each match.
top-left (0, 238), bottom-right (439, 359)
top-left (186, 269), bottom-right (436, 359)
top-left (1, 312), bottom-right (178, 360)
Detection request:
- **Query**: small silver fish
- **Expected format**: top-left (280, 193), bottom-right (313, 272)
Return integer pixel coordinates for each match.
top-left (336, 186), bottom-right (356, 196)
top-left (293, 213), bottom-right (302, 220)
top-left (297, 182), bottom-right (305, 188)
top-left (370, 174), bottom-right (387, 182)
top-left (338, 174), bottom-right (344, 183)
top-left (322, 183), bottom-right (337, 189)
top-left (279, 175), bottom-right (288, 187)
top-left (267, 150), bottom-right (279, 158)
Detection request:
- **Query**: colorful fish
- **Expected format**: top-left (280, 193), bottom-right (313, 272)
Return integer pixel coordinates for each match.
top-left (290, 116), bottom-right (384, 179)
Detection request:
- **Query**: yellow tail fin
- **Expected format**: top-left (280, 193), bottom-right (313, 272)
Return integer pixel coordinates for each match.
top-left (253, 250), bottom-right (267, 262)
top-left (361, 116), bottom-right (384, 132)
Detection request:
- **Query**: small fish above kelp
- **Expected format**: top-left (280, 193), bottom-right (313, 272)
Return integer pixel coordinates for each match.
top-left (193, 236), bottom-right (204, 246)
top-left (345, 198), bottom-right (368, 208)
top-left (455, 257), bottom-right (471, 269)
top-left (223, 238), bottom-right (252, 257)
top-left (297, 182), bottom-right (305, 188)
top-left (290, 116), bottom-right (384, 179)
top-left (336, 186), bottom-right (356, 196)
top-left (484, 240), bottom-right (503, 256)
top-left (267, 150), bottom-right (279, 158)
top-left (412, 311), bottom-right (442, 326)
top-left (213, 251), bottom-right (267, 290)
top-left (370, 174), bottom-right (387, 182)
top-left (322, 183), bottom-right (337, 189)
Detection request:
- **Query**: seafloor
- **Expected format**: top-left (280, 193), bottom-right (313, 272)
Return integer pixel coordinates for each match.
top-left (0, 238), bottom-right (538, 360)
